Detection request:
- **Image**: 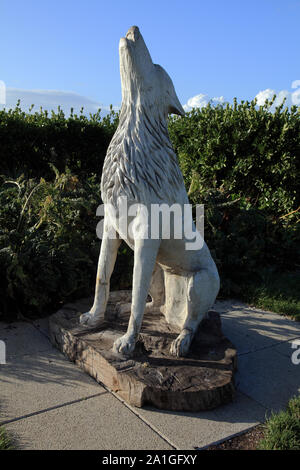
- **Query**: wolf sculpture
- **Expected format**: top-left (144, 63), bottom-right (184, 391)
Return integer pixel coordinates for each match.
top-left (80, 26), bottom-right (220, 357)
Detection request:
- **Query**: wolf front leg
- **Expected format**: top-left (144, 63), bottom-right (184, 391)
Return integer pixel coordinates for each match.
top-left (113, 238), bottom-right (161, 356)
top-left (80, 223), bottom-right (121, 327)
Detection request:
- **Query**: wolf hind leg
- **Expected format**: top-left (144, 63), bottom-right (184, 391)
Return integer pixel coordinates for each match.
top-left (145, 263), bottom-right (165, 312)
top-left (170, 269), bottom-right (220, 357)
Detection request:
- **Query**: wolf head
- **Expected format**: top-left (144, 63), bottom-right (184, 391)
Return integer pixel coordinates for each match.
top-left (119, 26), bottom-right (184, 118)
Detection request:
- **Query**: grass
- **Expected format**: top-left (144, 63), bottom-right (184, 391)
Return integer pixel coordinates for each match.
top-left (239, 270), bottom-right (300, 321)
top-left (258, 395), bottom-right (300, 450)
top-left (0, 426), bottom-right (13, 450)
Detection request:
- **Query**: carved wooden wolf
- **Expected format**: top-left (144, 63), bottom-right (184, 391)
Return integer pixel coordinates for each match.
top-left (80, 26), bottom-right (220, 357)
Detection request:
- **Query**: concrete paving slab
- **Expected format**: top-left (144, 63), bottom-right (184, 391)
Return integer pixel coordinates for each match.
top-left (214, 300), bottom-right (300, 355)
top-left (32, 317), bottom-right (51, 339)
top-left (1, 300), bottom-right (299, 450)
top-left (216, 301), bottom-right (300, 340)
top-left (236, 347), bottom-right (300, 413)
top-left (0, 321), bottom-right (53, 358)
top-left (273, 337), bottom-right (300, 360)
top-left (0, 348), bottom-right (105, 424)
top-left (220, 317), bottom-right (259, 355)
top-left (129, 391), bottom-right (267, 449)
top-left (5, 393), bottom-right (173, 450)
top-left (220, 317), bottom-right (297, 356)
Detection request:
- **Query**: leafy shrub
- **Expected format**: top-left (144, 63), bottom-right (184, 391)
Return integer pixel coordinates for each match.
top-left (0, 102), bottom-right (118, 180)
top-left (169, 97), bottom-right (300, 295)
top-left (0, 168), bottom-right (132, 319)
top-left (258, 395), bottom-right (300, 450)
top-left (169, 97), bottom-right (300, 214)
top-left (192, 187), bottom-right (300, 295)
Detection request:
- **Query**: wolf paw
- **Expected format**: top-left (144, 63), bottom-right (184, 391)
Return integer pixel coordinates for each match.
top-left (79, 311), bottom-right (103, 327)
top-left (170, 329), bottom-right (193, 357)
top-left (113, 333), bottom-right (136, 356)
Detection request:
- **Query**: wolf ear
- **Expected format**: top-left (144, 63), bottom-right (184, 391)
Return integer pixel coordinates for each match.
top-left (168, 101), bottom-right (185, 116)
top-left (168, 90), bottom-right (185, 116)
top-left (154, 64), bottom-right (185, 116)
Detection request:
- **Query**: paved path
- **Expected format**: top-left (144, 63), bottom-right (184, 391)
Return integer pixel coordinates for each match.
top-left (0, 300), bottom-right (299, 450)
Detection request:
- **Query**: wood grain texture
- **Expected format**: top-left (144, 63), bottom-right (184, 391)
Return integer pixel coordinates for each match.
top-left (49, 291), bottom-right (237, 411)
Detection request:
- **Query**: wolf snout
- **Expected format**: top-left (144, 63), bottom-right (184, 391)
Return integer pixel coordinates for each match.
top-left (126, 25), bottom-right (140, 41)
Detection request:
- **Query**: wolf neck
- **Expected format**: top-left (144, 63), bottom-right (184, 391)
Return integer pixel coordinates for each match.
top-left (119, 100), bottom-right (170, 144)
top-left (100, 100), bottom-right (184, 206)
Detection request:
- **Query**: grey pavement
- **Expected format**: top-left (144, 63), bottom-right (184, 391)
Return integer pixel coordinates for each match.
top-left (0, 299), bottom-right (299, 450)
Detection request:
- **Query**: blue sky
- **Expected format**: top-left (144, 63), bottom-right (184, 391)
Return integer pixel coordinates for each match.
top-left (1, 0), bottom-right (300, 115)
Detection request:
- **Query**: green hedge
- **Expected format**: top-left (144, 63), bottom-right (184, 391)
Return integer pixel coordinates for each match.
top-left (169, 96), bottom-right (300, 214)
top-left (169, 97), bottom-right (300, 294)
top-left (0, 98), bottom-right (299, 319)
top-left (0, 102), bottom-right (118, 180)
top-left (0, 169), bottom-right (133, 318)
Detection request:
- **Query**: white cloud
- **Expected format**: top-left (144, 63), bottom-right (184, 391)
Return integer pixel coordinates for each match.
top-left (0, 80), bottom-right (5, 106)
top-left (291, 80), bottom-right (300, 105)
top-left (183, 93), bottom-right (209, 111)
top-left (255, 81), bottom-right (300, 109)
top-left (0, 87), bottom-right (119, 116)
top-left (183, 80), bottom-right (300, 113)
top-left (291, 80), bottom-right (300, 89)
top-left (255, 88), bottom-right (291, 109)
top-left (255, 88), bottom-right (276, 106)
top-left (183, 93), bottom-right (225, 111)
top-left (2, 80), bottom-right (299, 119)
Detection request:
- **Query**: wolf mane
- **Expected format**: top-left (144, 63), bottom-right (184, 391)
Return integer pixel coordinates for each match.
top-left (101, 102), bottom-right (185, 206)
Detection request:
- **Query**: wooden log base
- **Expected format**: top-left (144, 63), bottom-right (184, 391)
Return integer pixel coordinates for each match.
top-left (49, 291), bottom-right (237, 411)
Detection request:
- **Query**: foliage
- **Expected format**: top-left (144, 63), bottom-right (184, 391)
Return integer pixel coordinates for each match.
top-left (0, 101), bottom-right (119, 180)
top-left (169, 97), bottom-right (300, 296)
top-left (0, 427), bottom-right (13, 450)
top-left (0, 167), bottom-right (132, 319)
top-left (258, 395), bottom-right (300, 450)
top-left (238, 270), bottom-right (300, 321)
top-left (0, 98), bottom-right (299, 319)
top-left (169, 96), bottom-right (300, 214)
top-left (189, 187), bottom-right (300, 296)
